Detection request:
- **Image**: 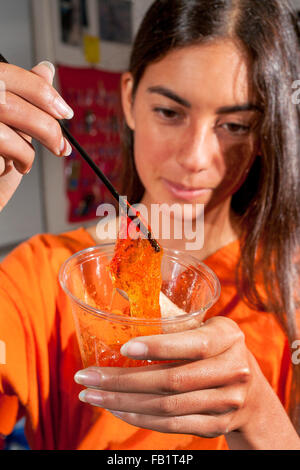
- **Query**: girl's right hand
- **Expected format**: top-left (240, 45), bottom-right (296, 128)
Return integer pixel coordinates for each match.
top-left (0, 60), bottom-right (74, 211)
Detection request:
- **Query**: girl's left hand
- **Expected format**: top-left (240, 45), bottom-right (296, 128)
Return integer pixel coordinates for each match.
top-left (74, 317), bottom-right (265, 437)
top-left (74, 316), bottom-right (300, 449)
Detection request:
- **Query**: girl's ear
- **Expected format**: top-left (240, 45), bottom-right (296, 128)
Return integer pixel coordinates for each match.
top-left (121, 72), bottom-right (135, 131)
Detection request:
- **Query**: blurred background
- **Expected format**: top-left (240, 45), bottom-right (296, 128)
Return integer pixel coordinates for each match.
top-left (0, 0), bottom-right (152, 449)
top-left (1, 0), bottom-right (300, 263)
top-left (0, 0), bottom-right (153, 262)
top-left (0, 0), bottom-right (300, 449)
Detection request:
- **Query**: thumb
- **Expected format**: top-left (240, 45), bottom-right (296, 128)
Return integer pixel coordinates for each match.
top-left (31, 60), bottom-right (55, 84)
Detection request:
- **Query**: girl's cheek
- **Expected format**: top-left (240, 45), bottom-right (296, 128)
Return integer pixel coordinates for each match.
top-left (135, 134), bottom-right (171, 168)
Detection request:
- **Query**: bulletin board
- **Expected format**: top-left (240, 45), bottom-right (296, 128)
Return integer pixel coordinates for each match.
top-left (57, 64), bottom-right (123, 222)
top-left (52, 0), bottom-right (134, 71)
top-left (54, 0), bottom-right (134, 223)
top-left (31, 0), bottom-right (153, 232)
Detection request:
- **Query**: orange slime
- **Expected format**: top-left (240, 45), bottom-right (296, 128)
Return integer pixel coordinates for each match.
top-left (109, 214), bottom-right (163, 319)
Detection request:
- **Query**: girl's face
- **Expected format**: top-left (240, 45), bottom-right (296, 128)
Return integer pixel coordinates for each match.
top-left (121, 40), bottom-right (261, 217)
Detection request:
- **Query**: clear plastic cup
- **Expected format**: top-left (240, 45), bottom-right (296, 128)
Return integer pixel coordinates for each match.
top-left (59, 243), bottom-right (220, 368)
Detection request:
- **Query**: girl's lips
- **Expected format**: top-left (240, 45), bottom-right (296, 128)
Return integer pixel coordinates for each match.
top-left (162, 178), bottom-right (212, 201)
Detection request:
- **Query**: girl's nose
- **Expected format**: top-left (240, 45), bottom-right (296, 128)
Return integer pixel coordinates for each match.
top-left (176, 123), bottom-right (217, 173)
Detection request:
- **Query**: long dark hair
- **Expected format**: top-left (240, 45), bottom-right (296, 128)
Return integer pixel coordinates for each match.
top-left (120, 0), bottom-right (300, 431)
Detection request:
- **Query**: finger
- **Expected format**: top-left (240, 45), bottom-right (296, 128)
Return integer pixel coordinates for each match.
top-left (0, 62), bottom-right (73, 120)
top-left (5, 62), bottom-right (56, 151)
top-left (31, 61), bottom-right (55, 85)
top-left (0, 123), bottom-right (35, 174)
top-left (0, 158), bottom-right (14, 178)
top-left (121, 317), bottom-right (244, 361)
top-left (0, 156), bottom-right (5, 176)
top-left (75, 347), bottom-right (250, 394)
top-left (14, 129), bottom-right (32, 143)
top-left (78, 384), bottom-right (246, 417)
top-left (0, 163), bottom-right (23, 211)
top-left (10, 129), bottom-right (33, 172)
top-left (104, 410), bottom-right (235, 438)
top-left (0, 91), bottom-right (71, 157)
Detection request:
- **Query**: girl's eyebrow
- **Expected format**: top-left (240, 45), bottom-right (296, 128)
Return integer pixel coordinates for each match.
top-left (147, 86), bottom-right (263, 114)
top-left (147, 86), bottom-right (191, 108)
top-left (216, 103), bottom-right (263, 114)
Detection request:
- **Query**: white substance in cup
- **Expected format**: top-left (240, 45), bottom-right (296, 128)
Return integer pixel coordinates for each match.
top-left (159, 291), bottom-right (186, 318)
top-left (159, 292), bottom-right (205, 333)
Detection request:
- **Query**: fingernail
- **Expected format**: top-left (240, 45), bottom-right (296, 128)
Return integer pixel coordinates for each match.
top-left (53, 96), bottom-right (74, 119)
top-left (78, 390), bottom-right (104, 407)
top-left (59, 137), bottom-right (65, 154)
top-left (120, 341), bottom-right (148, 358)
top-left (24, 166), bottom-right (32, 175)
top-left (38, 61), bottom-right (56, 79)
top-left (62, 139), bottom-right (72, 157)
top-left (74, 369), bottom-right (101, 387)
top-left (59, 137), bottom-right (72, 156)
top-left (78, 390), bottom-right (87, 402)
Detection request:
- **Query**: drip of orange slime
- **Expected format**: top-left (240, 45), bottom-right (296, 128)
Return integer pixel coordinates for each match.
top-left (109, 212), bottom-right (163, 319)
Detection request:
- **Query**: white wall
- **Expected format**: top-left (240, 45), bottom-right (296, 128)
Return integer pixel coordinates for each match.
top-left (16, 0), bottom-right (300, 240)
top-left (0, 0), bottom-right (44, 254)
top-left (291, 0), bottom-right (300, 9)
top-left (31, 0), bottom-right (154, 235)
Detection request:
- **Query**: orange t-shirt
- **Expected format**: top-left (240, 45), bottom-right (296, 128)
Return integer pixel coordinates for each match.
top-left (0, 228), bottom-right (292, 450)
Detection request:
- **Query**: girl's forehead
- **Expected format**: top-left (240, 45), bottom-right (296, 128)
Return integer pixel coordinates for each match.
top-left (138, 41), bottom-right (254, 106)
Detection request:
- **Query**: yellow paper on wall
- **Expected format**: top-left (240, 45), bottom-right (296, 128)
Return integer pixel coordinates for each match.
top-left (83, 35), bottom-right (100, 64)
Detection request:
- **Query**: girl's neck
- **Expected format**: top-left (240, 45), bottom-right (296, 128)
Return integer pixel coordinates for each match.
top-left (138, 193), bottom-right (240, 261)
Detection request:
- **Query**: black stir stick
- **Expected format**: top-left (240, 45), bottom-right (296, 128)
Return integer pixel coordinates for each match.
top-left (0, 54), bottom-right (160, 253)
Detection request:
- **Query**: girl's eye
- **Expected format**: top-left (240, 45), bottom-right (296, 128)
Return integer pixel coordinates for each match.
top-left (221, 122), bottom-right (251, 135)
top-left (153, 107), bottom-right (181, 121)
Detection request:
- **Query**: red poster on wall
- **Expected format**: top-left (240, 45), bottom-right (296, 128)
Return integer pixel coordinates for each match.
top-left (57, 65), bottom-right (123, 223)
